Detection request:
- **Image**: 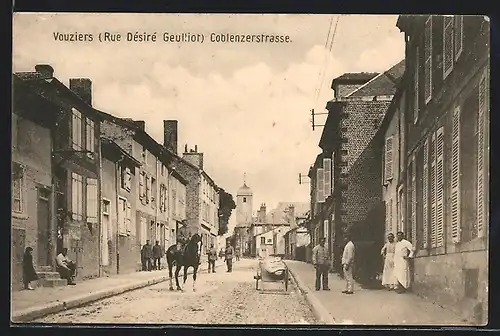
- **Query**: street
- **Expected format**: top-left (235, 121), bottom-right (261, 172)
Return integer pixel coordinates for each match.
top-left (35, 259), bottom-right (316, 324)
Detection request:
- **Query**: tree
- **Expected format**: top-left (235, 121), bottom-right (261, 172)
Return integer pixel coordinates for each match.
top-left (218, 188), bottom-right (236, 236)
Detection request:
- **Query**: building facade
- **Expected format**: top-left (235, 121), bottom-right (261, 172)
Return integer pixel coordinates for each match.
top-left (396, 14), bottom-right (489, 324)
top-left (234, 181), bottom-right (254, 255)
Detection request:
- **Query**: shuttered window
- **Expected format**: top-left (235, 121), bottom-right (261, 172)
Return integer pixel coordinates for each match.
top-left (384, 136), bottom-right (393, 182)
top-left (454, 15), bottom-right (464, 61)
top-left (414, 47), bottom-right (420, 123)
top-left (435, 127), bottom-right (445, 247)
top-left (411, 156), bottom-right (417, 246)
top-left (323, 158), bottom-right (332, 198)
top-left (477, 71), bottom-right (487, 238)
top-left (424, 16), bottom-right (433, 104)
top-left (430, 133), bottom-right (437, 248)
top-left (422, 139), bottom-right (429, 249)
top-left (118, 198), bottom-right (127, 236)
top-left (86, 178), bottom-right (98, 224)
top-left (139, 172), bottom-right (145, 200)
top-left (443, 16), bottom-right (454, 79)
top-left (450, 107), bottom-right (461, 243)
top-left (331, 152), bottom-right (335, 191)
top-left (316, 168), bottom-right (325, 203)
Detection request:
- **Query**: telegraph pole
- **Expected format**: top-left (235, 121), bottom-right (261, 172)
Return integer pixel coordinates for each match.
top-left (310, 108), bottom-right (329, 131)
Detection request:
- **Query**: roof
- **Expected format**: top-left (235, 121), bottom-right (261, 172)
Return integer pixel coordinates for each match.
top-left (346, 60), bottom-right (406, 98)
top-left (237, 183), bottom-right (253, 196)
top-left (331, 72), bottom-right (379, 89)
top-left (100, 138), bottom-right (142, 168)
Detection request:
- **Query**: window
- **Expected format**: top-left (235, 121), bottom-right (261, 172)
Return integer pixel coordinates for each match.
top-left (85, 118), bottom-right (95, 158)
top-left (102, 199), bottom-right (110, 216)
top-left (260, 237), bottom-right (265, 245)
top-left (72, 108), bottom-right (83, 150)
top-left (450, 107), bottom-right (461, 243)
top-left (86, 178), bottom-right (98, 224)
top-left (422, 139), bottom-right (429, 249)
top-left (476, 71), bottom-right (488, 239)
top-left (323, 158), bottom-right (332, 198)
top-left (141, 146), bottom-right (147, 163)
top-left (145, 176), bottom-right (150, 204)
top-left (121, 167), bottom-right (132, 191)
top-left (71, 172), bottom-right (84, 220)
top-left (151, 177), bottom-right (156, 208)
top-left (139, 172), bottom-right (145, 200)
top-left (411, 156), bottom-right (417, 246)
top-left (429, 127), bottom-right (445, 248)
top-left (12, 162), bottom-right (24, 213)
top-left (454, 15), bottom-right (464, 61)
top-left (384, 136), bottom-right (394, 182)
top-left (267, 238), bottom-right (272, 244)
top-left (443, 15), bottom-right (454, 79)
top-left (243, 197), bottom-right (246, 203)
top-left (331, 152), bottom-right (335, 190)
top-left (424, 16), bottom-right (433, 104)
top-left (414, 47), bottom-right (420, 123)
top-left (118, 198), bottom-right (131, 236)
top-left (316, 168), bottom-right (325, 203)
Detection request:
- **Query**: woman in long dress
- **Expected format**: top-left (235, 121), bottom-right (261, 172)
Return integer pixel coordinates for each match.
top-left (22, 247), bottom-right (38, 290)
top-left (380, 233), bottom-right (397, 290)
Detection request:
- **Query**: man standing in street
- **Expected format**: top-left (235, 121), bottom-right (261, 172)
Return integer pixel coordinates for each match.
top-left (152, 240), bottom-right (163, 270)
top-left (141, 240), bottom-right (153, 272)
top-left (393, 231), bottom-right (415, 294)
top-left (235, 246), bottom-right (241, 261)
top-left (224, 241), bottom-right (235, 273)
top-left (341, 234), bottom-right (355, 294)
top-left (207, 243), bottom-right (218, 273)
top-left (312, 237), bottom-right (330, 291)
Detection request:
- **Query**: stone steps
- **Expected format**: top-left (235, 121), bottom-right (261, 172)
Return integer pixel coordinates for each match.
top-left (35, 268), bottom-right (68, 288)
top-left (37, 278), bottom-right (68, 288)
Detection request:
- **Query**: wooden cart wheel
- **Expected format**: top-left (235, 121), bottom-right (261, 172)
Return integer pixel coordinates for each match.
top-left (284, 268), bottom-right (289, 292)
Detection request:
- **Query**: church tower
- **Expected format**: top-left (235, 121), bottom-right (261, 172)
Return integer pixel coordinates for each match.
top-left (236, 173), bottom-right (253, 227)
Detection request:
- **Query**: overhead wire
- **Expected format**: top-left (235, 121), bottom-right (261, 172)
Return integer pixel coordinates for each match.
top-left (312, 15), bottom-right (334, 107)
top-left (316, 15), bottom-right (341, 107)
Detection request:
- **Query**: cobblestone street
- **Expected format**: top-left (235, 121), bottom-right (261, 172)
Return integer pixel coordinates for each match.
top-left (35, 259), bottom-right (316, 324)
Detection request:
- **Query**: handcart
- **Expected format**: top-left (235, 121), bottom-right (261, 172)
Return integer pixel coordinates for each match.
top-left (253, 255), bottom-right (289, 294)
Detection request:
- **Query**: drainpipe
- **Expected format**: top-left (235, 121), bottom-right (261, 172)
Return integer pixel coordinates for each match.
top-left (115, 156), bottom-right (125, 274)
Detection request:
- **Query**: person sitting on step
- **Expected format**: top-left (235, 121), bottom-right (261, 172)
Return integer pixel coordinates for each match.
top-left (56, 248), bottom-right (77, 285)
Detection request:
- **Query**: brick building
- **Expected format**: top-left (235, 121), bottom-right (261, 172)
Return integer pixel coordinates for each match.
top-left (309, 62), bottom-right (405, 274)
top-left (169, 141), bottom-right (219, 251)
top-left (395, 15), bottom-right (489, 324)
top-left (13, 65), bottom-right (103, 284)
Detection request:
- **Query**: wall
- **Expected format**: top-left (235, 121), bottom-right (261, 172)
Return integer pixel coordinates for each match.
top-left (236, 192), bottom-right (253, 226)
top-left (11, 114), bottom-right (54, 289)
top-left (100, 157), bottom-right (117, 275)
top-left (174, 158), bottom-right (201, 236)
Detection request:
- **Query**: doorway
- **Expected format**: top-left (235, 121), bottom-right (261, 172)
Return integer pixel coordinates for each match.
top-left (37, 186), bottom-right (51, 266)
top-left (101, 199), bottom-right (110, 266)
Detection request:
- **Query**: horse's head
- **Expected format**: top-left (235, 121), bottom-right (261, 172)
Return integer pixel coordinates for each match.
top-left (187, 233), bottom-right (203, 260)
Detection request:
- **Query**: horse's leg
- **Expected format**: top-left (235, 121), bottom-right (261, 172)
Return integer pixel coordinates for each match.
top-left (192, 264), bottom-right (198, 292)
top-left (168, 259), bottom-right (174, 291)
top-left (183, 265), bottom-right (189, 287)
top-left (175, 264), bottom-right (182, 291)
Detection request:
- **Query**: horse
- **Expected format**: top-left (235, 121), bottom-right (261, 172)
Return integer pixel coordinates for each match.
top-left (165, 233), bottom-right (203, 292)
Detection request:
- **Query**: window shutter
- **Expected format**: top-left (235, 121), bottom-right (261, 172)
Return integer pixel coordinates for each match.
top-left (451, 107), bottom-right (461, 243)
top-left (414, 47), bottom-right (420, 123)
top-left (435, 127), bottom-right (445, 247)
top-left (443, 15), bottom-right (454, 79)
top-left (477, 72), bottom-right (487, 238)
top-left (411, 156), bottom-right (417, 246)
top-left (424, 16), bottom-right (433, 104)
top-left (454, 15), bottom-right (464, 60)
top-left (145, 176), bottom-right (150, 204)
top-left (118, 199), bottom-right (126, 235)
top-left (323, 158), bottom-right (332, 198)
top-left (430, 133), bottom-right (437, 248)
top-left (139, 173), bottom-right (144, 198)
top-left (316, 168), bottom-right (325, 203)
top-left (331, 152), bottom-right (335, 190)
top-left (422, 139), bottom-right (429, 249)
top-left (385, 137), bottom-right (394, 182)
top-left (126, 168), bottom-right (132, 190)
top-left (126, 201), bottom-right (132, 234)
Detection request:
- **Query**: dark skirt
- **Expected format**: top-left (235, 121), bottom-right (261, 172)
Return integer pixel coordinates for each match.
top-left (23, 258), bottom-right (39, 283)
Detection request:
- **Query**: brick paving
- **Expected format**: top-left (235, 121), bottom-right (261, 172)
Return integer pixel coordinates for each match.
top-left (11, 260), bottom-right (224, 315)
top-left (34, 258), bottom-right (316, 324)
top-left (285, 260), bottom-right (473, 326)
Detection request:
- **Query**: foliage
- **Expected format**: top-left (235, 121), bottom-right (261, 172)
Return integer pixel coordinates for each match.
top-left (217, 188), bottom-right (236, 236)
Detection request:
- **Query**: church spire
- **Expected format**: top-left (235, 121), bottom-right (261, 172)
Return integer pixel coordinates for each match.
top-left (243, 172), bottom-right (247, 186)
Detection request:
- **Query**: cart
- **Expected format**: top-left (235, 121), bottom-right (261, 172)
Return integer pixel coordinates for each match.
top-left (254, 256), bottom-right (289, 294)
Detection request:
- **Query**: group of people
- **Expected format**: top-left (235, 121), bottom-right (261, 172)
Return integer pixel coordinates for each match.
top-left (22, 246), bottom-right (77, 290)
top-left (140, 240), bottom-right (164, 271)
top-left (311, 231), bottom-right (415, 295)
top-left (206, 242), bottom-right (240, 273)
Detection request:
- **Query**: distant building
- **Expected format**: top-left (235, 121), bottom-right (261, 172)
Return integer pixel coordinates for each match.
top-left (233, 179), bottom-right (253, 256)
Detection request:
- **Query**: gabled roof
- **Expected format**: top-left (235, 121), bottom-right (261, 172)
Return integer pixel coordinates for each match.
top-left (331, 72), bottom-right (379, 89)
top-left (345, 60), bottom-right (405, 98)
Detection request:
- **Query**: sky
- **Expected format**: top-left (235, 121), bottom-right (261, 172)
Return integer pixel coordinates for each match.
top-left (13, 13), bottom-right (405, 234)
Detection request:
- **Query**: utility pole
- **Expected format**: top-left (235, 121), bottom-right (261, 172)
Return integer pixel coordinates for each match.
top-left (298, 173), bottom-right (310, 185)
top-left (310, 108), bottom-right (329, 131)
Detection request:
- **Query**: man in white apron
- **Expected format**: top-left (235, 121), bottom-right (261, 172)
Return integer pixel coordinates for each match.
top-left (393, 231), bottom-right (415, 294)
top-left (381, 233), bottom-right (397, 290)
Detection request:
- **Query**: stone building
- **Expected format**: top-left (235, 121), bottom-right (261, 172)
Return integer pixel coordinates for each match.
top-left (233, 180), bottom-right (254, 256)
top-left (396, 14), bottom-right (489, 324)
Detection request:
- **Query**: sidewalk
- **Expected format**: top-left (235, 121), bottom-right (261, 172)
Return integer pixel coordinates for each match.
top-left (285, 260), bottom-right (472, 326)
top-left (11, 260), bottom-right (225, 323)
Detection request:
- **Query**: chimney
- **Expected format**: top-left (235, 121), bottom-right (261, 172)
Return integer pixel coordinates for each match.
top-left (69, 78), bottom-right (92, 106)
top-left (258, 203), bottom-right (267, 223)
top-left (35, 64), bottom-right (54, 79)
top-left (288, 205), bottom-right (296, 229)
top-left (133, 120), bottom-right (146, 131)
top-left (163, 120), bottom-right (178, 154)
top-left (182, 145), bottom-right (204, 169)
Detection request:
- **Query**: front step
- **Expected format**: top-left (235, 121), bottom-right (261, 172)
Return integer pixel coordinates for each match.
top-left (37, 278), bottom-right (68, 288)
top-left (37, 265), bottom-right (53, 272)
top-left (37, 271), bottom-right (62, 280)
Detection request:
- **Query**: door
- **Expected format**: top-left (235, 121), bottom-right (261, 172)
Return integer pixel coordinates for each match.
top-left (101, 211), bottom-right (110, 266)
top-left (37, 187), bottom-right (51, 266)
